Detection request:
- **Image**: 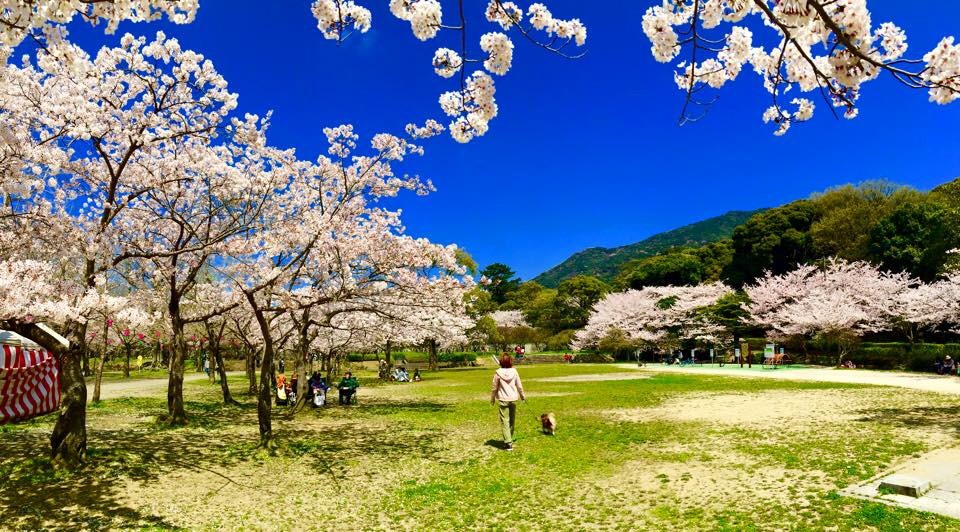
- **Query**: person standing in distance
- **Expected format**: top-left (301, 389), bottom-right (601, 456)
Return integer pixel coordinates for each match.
top-left (491, 354), bottom-right (526, 451)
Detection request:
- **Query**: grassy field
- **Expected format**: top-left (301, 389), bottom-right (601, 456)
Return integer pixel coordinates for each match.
top-left (2, 364), bottom-right (959, 530)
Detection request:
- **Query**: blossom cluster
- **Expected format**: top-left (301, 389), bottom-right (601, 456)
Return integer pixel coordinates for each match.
top-left (390, 0), bottom-right (443, 41)
top-left (440, 71), bottom-right (498, 143)
top-left (0, 0), bottom-right (198, 62)
top-left (311, 0), bottom-right (372, 41)
top-left (490, 309), bottom-right (529, 329)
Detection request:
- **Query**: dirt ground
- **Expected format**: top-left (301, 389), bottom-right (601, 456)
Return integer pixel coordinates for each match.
top-left (624, 363), bottom-right (960, 395)
top-left (89, 371), bottom-right (225, 401)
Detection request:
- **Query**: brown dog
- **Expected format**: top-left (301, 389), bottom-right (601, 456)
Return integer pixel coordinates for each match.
top-left (540, 412), bottom-right (556, 435)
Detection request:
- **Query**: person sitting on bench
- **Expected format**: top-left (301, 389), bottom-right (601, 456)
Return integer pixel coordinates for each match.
top-left (338, 372), bottom-right (359, 405)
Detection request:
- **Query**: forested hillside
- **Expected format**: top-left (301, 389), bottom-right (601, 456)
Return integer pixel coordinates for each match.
top-left (533, 210), bottom-right (763, 287)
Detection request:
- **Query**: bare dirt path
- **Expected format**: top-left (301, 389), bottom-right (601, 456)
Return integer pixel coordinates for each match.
top-left (88, 371), bottom-right (244, 402)
top-left (619, 363), bottom-right (960, 395)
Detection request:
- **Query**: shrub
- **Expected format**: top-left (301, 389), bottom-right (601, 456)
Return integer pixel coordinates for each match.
top-left (572, 352), bottom-right (614, 363)
top-left (438, 352), bottom-right (477, 366)
top-left (846, 342), bottom-right (953, 371)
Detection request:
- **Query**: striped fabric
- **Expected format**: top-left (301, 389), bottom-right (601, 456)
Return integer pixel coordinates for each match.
top-left (0, 345), bottom-right (61, 423)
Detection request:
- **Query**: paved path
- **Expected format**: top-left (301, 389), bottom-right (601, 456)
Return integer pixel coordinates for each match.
top-left (88, 371), bottom-right (244, 402)
top-left (842, 446), bottom-right (960, 519)
top-left (617, 363), bottom-right (960, 395)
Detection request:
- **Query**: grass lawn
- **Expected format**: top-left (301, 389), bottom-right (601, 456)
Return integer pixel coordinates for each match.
top-left (2, 363), bottom-right (959, 530)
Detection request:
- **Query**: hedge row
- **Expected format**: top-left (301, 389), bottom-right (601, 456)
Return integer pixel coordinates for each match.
top-left (848, 343), bottom-right (960, 371)
top-left (346, 352), bottom-right (478, 365)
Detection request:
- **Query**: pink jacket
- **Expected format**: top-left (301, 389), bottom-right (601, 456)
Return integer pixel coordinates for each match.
top-left (491, 368), bottom-right (525, 403)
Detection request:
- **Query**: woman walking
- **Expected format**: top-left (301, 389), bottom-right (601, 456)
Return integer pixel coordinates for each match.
top-left (491, 353), bottom-right (526, 451)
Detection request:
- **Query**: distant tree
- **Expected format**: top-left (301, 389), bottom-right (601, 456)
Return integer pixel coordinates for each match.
top-left (868, 202), bottom-right (960, 282)
top-left (809, 182), bottom-right (921, 260)
top-left (502, 281), bottom-right (544, 310)
top-left (617, 240), bottom-right (733, 290)
top-left (464, 287), bottom-right (497, 319)
top-left (723, 201), bottom-right (821, 287)
top-left (523, 288), bottom-right (560, 331)
top-left (929, 177), bottom-right (960, 209)
top-left (480, 263), bottom-right (521, 304)
top-left (618, 252), bottom-right (704, 289)
top-left (745, 259), bottom-right (912, 365)
top-left (455, 249), bottom-right (479, 276)
top-left (554, 275), bottom-right (610, 330)
top-left (597, 328), bottom-right (638, 357)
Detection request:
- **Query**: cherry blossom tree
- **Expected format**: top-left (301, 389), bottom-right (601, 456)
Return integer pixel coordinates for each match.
top-left (573, 283), bottom-right (733, 353)
top-left (889, 279), bottom-right (956, 344)
top-left (217, 125), bottom-right (473, 446)
top-left (643, 1), bottom-right (960, 134)
top-left (490, 309), bottom-right (528, 328)
top-left (745, 258), bottom-right (913, 364)
top-left (0, 31), bottom-right (243, 462)
top-left (0, 0), bottom-right (586, 467)
top-left (108, 305), bottom-right (156, 378)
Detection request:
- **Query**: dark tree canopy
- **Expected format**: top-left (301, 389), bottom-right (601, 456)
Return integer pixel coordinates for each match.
top-left (723, 201), bottom-right (821, 287)
top-left (480, 262), bottom-right (521, 304)
top-left (868, 202), bottom-right (960, 282)
top-left (553, 275), bottom-right (609, 330)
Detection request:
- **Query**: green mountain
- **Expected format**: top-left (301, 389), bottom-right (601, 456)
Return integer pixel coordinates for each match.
top-left (533, 210), bottom-right (764, 287)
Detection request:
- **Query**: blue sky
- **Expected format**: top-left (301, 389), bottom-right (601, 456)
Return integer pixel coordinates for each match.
top-left (66, 1), bottom-right (960, 280)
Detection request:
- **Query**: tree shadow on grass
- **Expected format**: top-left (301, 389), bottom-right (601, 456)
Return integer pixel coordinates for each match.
top-left (274, 422), bottom-right (448, 482)
top-left (345, 398), bottom-right (451, 416)
top-left (0, 397), bottom-right (267, 528)
top-left (0, 395), bottom-right (454, 528)
top-left (0, 428), bottom-right (235, 529)
top-left (854, 404), bottom-right (960, 437)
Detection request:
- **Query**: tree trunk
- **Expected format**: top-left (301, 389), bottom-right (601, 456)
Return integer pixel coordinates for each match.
top-left (123, 343), bottom-right (131, 378)
top-left (213, 345), bottom-right (236, 405)
top-left (385, 340), bottom-right (392, 369)
top-left (81, 345), bottom-right (91, 377)
top-left (246, 347), bottom-right (257, 395)
top-left (428, 338), bottom-right (438, 371)
top-left (51, 339), bottom-right (87, 469)
top-left (245, 293), bottom-right (276, 448)
top-left (166, 313), bottom-right (188, 426)
top-left (291, 315), bottom-right (312, 413)
top-left (92, 349), bottom-right (107, 402)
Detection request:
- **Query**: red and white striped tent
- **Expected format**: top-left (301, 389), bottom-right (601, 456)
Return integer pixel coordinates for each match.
top-left (0, 331), bottom-right (61, 423)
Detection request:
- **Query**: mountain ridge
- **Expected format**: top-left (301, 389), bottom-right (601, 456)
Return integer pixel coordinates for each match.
top-left (532, 209), bottom-right (765, 287)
